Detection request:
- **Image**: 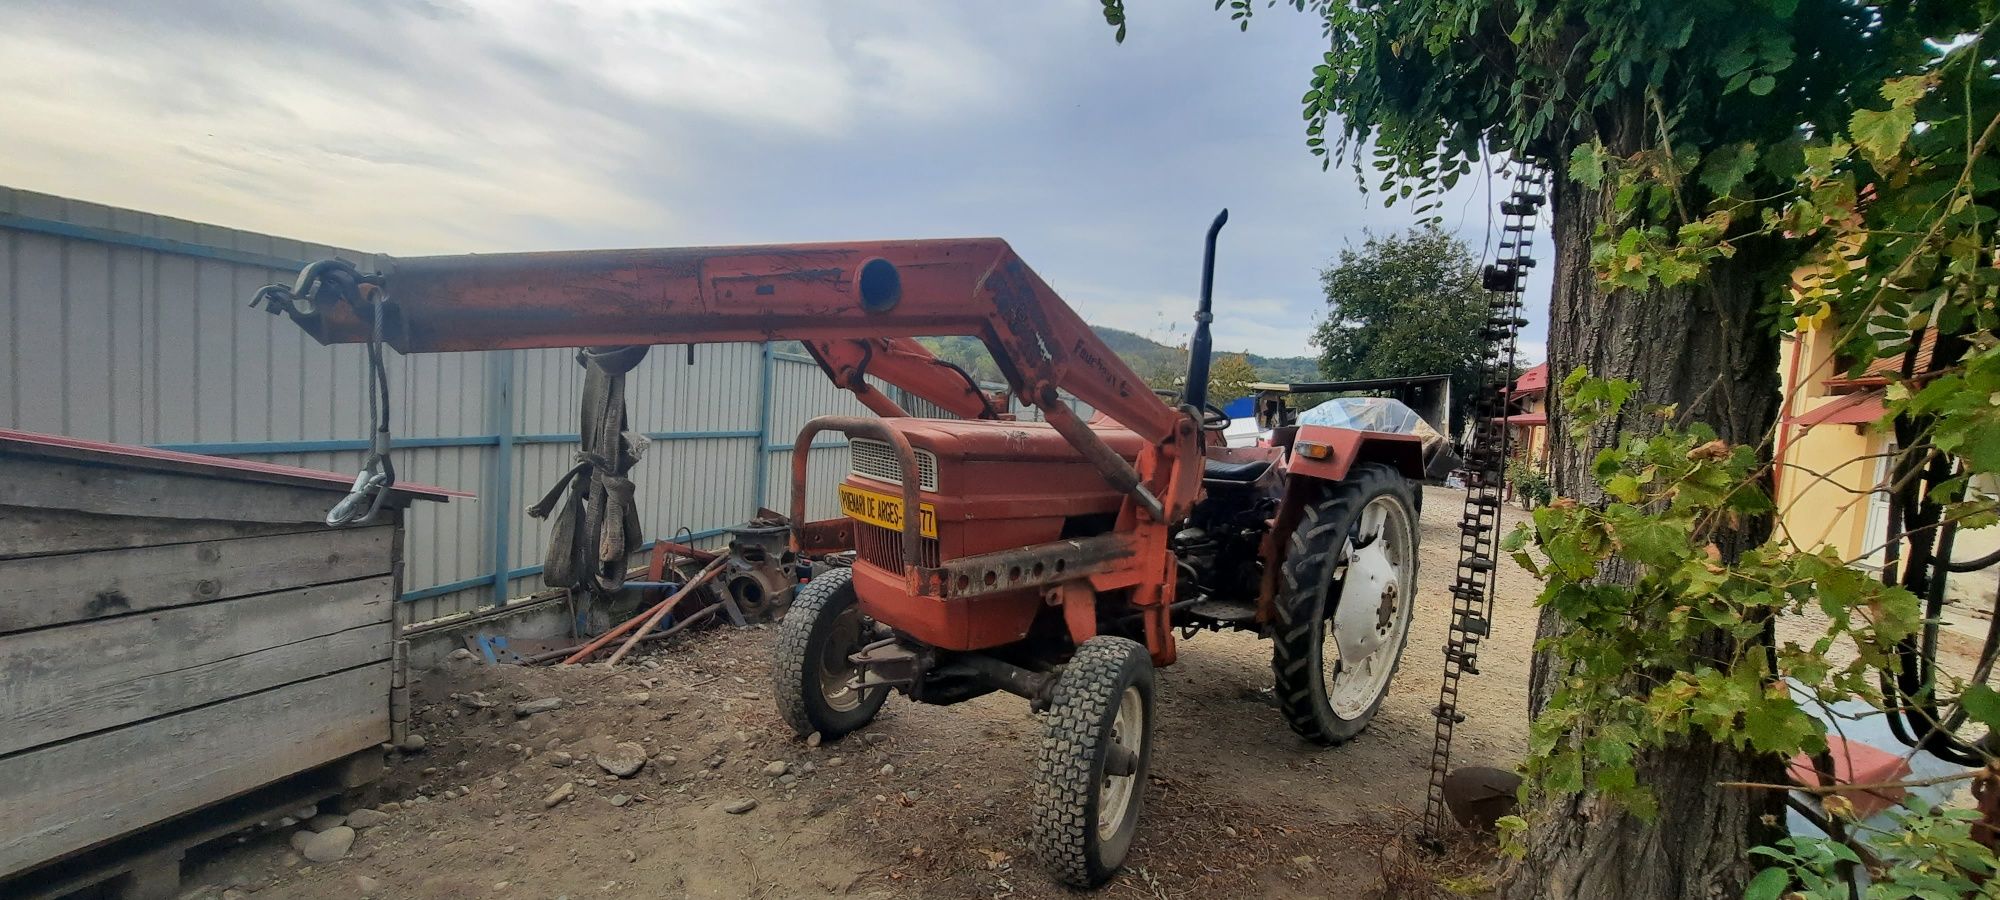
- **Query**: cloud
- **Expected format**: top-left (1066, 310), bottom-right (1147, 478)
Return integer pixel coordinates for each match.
top-left (0, 0), bottom-right (1549, 358)
top-left (0, 0), bottom-right (1017, 251)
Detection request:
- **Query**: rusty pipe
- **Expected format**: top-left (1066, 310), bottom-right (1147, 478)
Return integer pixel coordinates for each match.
top-left (558, 554), bottom-right (728, 665)
top-left (792, 415), bottom-right (922, 568)
top-left (847, 381), bottom-right (910, 418)
top-left (1038, 388), bottom-right (1166, 521)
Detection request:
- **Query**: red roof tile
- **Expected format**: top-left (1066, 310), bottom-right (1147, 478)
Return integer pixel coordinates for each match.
top-left (1787, 391), bottom-right (1885, 428)
top-left (1514, 363), bottom-right (1549, 395)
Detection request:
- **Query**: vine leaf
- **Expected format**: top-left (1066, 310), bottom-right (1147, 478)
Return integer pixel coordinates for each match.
top-left (1961, 684), bottom-right (2000, 730)
top-left (1569, 142), bottom-right (1609, 190)
top-left (1850, 105), bottom-right (1916, 167)
top-left (1699, 142), bottom-right (1758, 198)
top-left (1879, 73), bottom-right (1931, 107)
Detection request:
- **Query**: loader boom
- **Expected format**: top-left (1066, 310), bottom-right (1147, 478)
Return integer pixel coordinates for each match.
top-left (262, 238), bottom-right (1202, 522)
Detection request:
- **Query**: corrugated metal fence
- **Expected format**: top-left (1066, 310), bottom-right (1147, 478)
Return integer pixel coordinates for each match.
top-left (0, 186), bottom-right (1092, 626)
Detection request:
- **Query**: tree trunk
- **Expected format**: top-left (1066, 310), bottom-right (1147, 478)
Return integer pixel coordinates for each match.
top-left (1501, 149), bottom-right (1789, 898)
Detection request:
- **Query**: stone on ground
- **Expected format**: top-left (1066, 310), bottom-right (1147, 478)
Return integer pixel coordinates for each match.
top-left (514, 697), bottom-right (565, 717)
top-left (595, 742), bottom-right (647, 778)
top-left (301, 825), bottom-right (356, 863)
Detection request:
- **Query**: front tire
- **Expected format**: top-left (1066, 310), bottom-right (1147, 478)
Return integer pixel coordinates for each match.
top-left (773, 568), bottom-right (888, 739)
top-left (1272, 463), bottom-right (1419, 745)
top-left (1031, 636), bottom-right (1155, 887)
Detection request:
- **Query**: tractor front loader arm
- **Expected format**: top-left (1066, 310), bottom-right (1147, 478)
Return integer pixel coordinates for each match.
top-left (254, 239), bottom-right (1201, 523)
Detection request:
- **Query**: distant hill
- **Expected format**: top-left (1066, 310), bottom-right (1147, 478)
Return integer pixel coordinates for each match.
top-left (1089, 327), bottom-right (1324, 387)
top-left (916, 327), bottom-right (1320, 389)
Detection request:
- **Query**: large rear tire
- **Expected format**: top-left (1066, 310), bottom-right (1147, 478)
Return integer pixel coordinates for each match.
top-left (773, 568), bottom-right (888, 739)
top-left (1271, 462), bottom-right (1419, 745)
top-left (1031, 636), bottom-right (1155, 888)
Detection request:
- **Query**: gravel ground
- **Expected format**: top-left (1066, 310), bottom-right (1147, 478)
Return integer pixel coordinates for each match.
top-left (180, 485), bottom-right (1537, 900)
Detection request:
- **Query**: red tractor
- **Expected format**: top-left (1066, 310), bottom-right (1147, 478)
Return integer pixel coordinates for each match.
top-left (257, 212), bottom-right (1424, 886)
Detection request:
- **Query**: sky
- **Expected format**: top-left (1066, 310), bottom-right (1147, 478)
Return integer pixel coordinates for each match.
top-left (0, 0), bottom-right (1549, 363)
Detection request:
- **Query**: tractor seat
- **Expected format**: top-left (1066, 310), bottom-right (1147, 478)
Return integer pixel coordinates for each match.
top-left (1202, 458), bottom-right (1272, 483)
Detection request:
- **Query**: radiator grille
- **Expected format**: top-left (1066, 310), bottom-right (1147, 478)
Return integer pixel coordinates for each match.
top-left (855, 522), bottom-right (941, 571)
top-left (849, 438), bottom-right (939, 492)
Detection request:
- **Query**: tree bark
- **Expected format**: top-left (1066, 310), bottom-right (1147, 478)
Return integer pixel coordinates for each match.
top-left (1501, 146), bottom-right (1789, 898)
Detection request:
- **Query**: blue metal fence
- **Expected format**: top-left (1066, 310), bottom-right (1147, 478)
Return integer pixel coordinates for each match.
top-left (0, 189), bottom-right (866, 622)
top-left (0, 187), bottom-right (1088, 623)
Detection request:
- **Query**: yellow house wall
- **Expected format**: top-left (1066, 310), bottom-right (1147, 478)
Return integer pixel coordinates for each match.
top-left (1775, 325), bottom-right (1997, 604)
top-left (1775, 326), bottom-right (1882, 561)
top-left (1776, 415), bottom-right (1883, 560)
top-left (1514, 392), bottom-right (1549, 467)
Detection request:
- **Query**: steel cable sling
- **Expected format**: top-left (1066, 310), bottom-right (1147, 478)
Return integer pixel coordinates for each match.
top-left (1419, 163), bottom-right (1548, 845)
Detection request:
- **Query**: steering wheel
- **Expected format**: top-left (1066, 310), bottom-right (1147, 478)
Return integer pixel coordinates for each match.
top-left (1154, 387), bottom-right (1232, 432)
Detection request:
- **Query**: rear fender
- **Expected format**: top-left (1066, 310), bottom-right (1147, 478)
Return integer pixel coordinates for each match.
top-left (1253, 426), bottom-right (1425, 621)
top-left (1285, 425), bottom-right (1425, 483)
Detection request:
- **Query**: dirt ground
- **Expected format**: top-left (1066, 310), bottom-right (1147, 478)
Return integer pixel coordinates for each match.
top-left (180, 485), bottom-right (1538, 900)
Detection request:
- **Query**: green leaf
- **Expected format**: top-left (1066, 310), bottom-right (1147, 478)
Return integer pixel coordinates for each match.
top-left (1699, 142), bottom-right (1758, 198)
top-left (1744, 866), bottom-right (1789, 900)
top-left (1851, 105), bottom-right (1916, 167)
top-left (1880, 73), bottom-right (1929, 108)
top-left (1960, 684), bottom-right (2000, 729)
top-left (1747, 74), bottom-right (1775, 96)
top-left (1569, 143), bottom-right (1608, 190)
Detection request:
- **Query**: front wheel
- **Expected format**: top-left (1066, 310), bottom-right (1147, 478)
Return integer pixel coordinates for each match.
top-left (1271, 463), bottom-right (1419, 745)
top-left (1031, 636), bottom-right (1155, 887)
top-left (773, 568), bottom-right (888, 739)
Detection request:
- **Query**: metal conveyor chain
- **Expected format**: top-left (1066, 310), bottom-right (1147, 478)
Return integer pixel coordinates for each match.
top-left (1420, 164), bottom-right (1548, 845)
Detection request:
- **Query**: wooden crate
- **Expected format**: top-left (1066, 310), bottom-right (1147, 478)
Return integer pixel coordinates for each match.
top-left (0, 429), bottom-right (459, 894)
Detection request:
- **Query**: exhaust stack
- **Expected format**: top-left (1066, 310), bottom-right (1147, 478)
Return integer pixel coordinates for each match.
top-left (1182, 209), bottom-right (1229, 413)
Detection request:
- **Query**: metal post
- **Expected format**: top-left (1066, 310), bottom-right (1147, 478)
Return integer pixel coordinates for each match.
top-left (753, 341), bottom-right (774, 510)
top-left (488, 350), bottom-right (516, 606)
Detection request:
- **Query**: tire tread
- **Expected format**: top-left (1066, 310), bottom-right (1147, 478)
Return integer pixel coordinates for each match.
top-left (772, 568), bottom-right (885, 738)
top-left (1270, 463), bottom-right (1418, 745)
top-left (1031, 636), bottom-right (1151, 887)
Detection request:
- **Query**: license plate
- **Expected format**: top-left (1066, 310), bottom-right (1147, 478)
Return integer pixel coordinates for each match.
top-left (837, 483), bottom-right (937, 539)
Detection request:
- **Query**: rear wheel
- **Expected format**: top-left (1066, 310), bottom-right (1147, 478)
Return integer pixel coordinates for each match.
top-left (1272, 463), bottom-right (1419, 745)
top-left (1031, 637), bottom-right (1155, 887)
top-left (773, 568), bottom-right (888, 739)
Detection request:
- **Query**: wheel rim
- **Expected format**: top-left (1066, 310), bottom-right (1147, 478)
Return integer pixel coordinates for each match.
top-left (818, 607), bottom-right (868, 712)
top-left (1097, 685), bottom-right (1145, 840)
top-left (1326, 495), bottom-right (1415, 720)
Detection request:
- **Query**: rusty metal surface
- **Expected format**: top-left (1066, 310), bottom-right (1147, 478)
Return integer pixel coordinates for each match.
top-left (790, 416), bottom-right (922, 568)
top-left (912, 533), bottom-right (1137, 599)
top-left (722, 520), bottom-right (797, 621)
top-left (270, 239), bottom-right (1185, 447)
top-left (1038, 391), bottom-right (1165, 521)
top-left (855, 522), bottom-right (939, 571)
top-left (851, 639), bottom-right (924, 691)
top-left (0, 427), bottom-right (466, 501)
top-left (651, 540), bottom-right (719, 564)
top-left (1284, 426), bottom-right (1426, 484)
top-left (793, 518), bottom-right (855, 555)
